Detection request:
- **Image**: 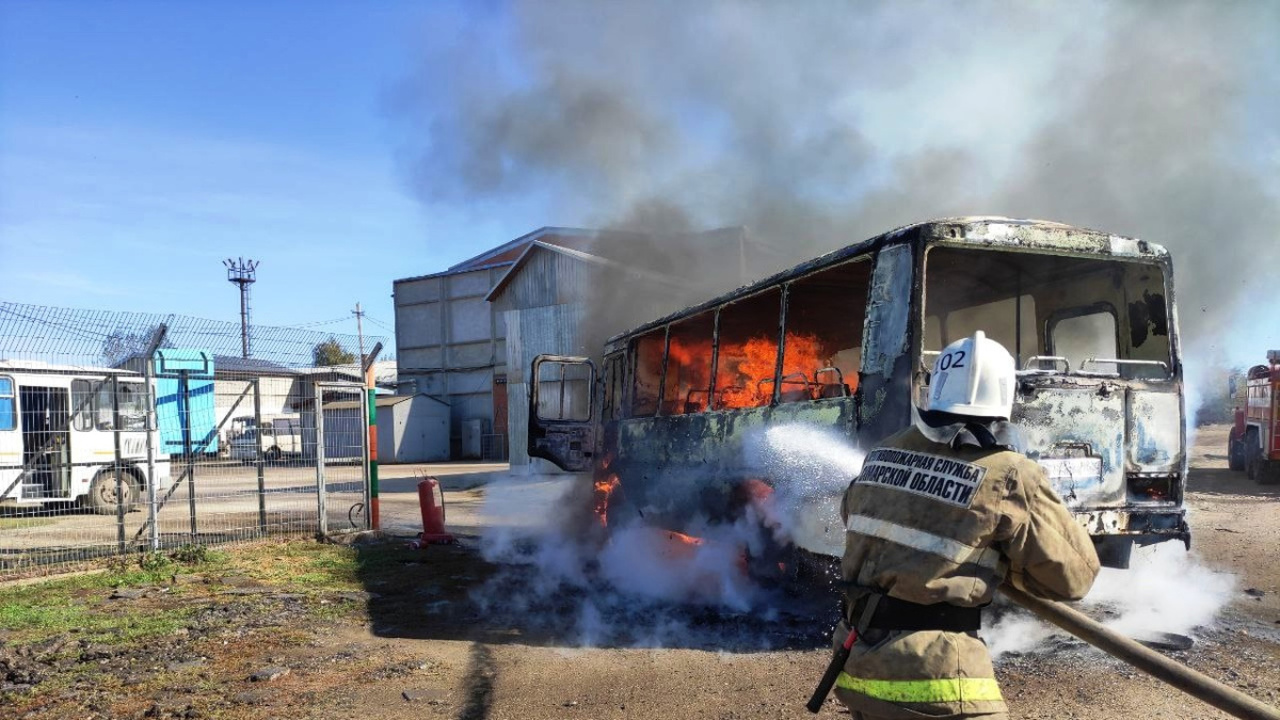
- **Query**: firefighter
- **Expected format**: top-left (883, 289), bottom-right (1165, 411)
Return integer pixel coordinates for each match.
top-left (832, 331), bottom-right (1100, 720)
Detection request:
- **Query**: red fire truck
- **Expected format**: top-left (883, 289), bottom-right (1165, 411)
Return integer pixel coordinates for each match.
top-left (1228, 350), bottom-right (1280, 483)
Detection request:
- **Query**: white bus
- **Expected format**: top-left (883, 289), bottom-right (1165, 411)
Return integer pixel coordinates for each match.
top-left (0, 361), bottom-right (172, 514)
top-left (227, 415), bottom-right (305, 462)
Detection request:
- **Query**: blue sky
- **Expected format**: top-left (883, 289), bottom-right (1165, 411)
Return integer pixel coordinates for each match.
top-left (0, 1), bottom-right (532, 338)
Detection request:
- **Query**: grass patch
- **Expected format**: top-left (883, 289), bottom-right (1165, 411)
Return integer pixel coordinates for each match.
top-left (234, 541), bottom-right (365, 590)
top-left (0, 538), bottom-right (394, 645)
top-left (0, 591), bottom-right (194, 645)
top-left (0, 602), bottom-right (88, 635)
top-left (0, 543), bottom-right (229, 644)
top-left (0, 516), bottom-right (59, 530)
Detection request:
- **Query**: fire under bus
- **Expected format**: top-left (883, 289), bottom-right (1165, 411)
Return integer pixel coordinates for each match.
top-left (529, 217), bottom-right (1188, 570)
top-left (1227, 351), bottom-right (1280, 483)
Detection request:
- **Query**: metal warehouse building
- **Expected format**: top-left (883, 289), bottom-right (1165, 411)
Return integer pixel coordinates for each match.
top-left (392, 226), bottom-right (789, 467)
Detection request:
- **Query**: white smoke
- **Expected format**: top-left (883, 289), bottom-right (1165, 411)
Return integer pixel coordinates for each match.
top-left (476, 426), bottom-right (1234, 653)
top-left (473, 472), bottom-right (790, 645)
top-left (987, 542), bottom-right (1236, 658)
top-left (598, 520), bottom-right (763, 612)
top-left (749, 423), bottom-right (866, 555)
top-left (468, 422), bottom-right (867, 646)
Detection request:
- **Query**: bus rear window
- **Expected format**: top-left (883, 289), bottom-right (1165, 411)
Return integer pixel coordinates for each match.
top-left (923, 246), bottom-right (1171, 377)
top-left (1051, 309), bottom-right (1119, 374)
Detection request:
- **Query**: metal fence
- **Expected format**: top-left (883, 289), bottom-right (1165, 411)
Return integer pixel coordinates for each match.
top-left (0, 302), bottom-right (388, 579)
top-left (481, 432), bottom-right (508, 461)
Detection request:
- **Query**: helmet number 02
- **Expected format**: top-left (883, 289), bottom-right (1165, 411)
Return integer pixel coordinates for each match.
top-left (938, 350), bottom-right (967, 371)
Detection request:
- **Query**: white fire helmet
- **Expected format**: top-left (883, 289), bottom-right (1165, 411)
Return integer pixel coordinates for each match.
top-left (926, 331), bottom-right (1016, 420)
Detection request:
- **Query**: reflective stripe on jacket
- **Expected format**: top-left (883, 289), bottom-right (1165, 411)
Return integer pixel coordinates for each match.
top-left (834, 426), bottom-right (1100, 718)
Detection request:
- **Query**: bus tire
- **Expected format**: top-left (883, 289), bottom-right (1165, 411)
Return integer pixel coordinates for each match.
top-left (265, 446), bottom-right (282, 463)
top-left (86, 469), bottom-right (140, 515)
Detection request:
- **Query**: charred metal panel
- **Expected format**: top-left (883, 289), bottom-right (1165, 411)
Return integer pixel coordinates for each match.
top-left (1015, 377), bottom-right (1126, 506)
top-left (1125, 388), bottom-right (1182, 474)
top-left (861, 244), bottom-right (912, 377)
top-left (612, 398), bottom-right (858, 556)
top-left (529, 424), bottom-right (594, 471)
top-left (858, 243), bottom-right (915, 445)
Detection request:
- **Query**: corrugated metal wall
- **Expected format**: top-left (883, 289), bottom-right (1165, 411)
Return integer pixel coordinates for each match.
top-left (497, 250), bottom-right (588, 467)
top-left (490, 248), bottom-right (589, 313)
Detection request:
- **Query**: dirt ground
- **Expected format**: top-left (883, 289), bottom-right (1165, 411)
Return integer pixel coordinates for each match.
top-left (2, 425), bottom-right (1278, 720)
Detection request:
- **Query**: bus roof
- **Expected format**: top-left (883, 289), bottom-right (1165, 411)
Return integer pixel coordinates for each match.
top-left (0, 359), bottom-right (141, 376)
top-left (604, 216), bottom-right (1170, 348)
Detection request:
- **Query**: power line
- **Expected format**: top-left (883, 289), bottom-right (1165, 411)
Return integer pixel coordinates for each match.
top-left (294, 316), bottom-right (353, 329)
top-left (364, 315), bottom-right (395, 332)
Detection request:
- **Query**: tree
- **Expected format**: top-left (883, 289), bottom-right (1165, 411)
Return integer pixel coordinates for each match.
top-left (101, 326), bottom-right (173, 367)
top-left (313, 337), bottom-right (356, 367)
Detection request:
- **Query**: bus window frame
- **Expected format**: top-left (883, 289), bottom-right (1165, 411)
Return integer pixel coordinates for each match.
top-left (709, 286), bottom-right (785, 412)
top-left (0, 375), bottom-right (14, 431)
top-left (659, 310), bottom-right (717, 417)
top-left (1046, 302), bottom-right (1120, 356)
top-left (629, 326), bottom-right (669, 419)
top-left (917, 242), bottom-right (1175, 378)
top-left (777, 255), bottom-right (874, 406)
top-left (71, 379), bottom-right (95, 432)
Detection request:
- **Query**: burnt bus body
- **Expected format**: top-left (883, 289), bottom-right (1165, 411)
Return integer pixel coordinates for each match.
top-left (530, 217), bottom-right (1188, 569)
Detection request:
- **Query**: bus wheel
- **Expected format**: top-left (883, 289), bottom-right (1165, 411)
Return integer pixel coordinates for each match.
top-left (265, 447), bottom-right (282, 463)
top-left (86, 470), bottom-right (140, 515)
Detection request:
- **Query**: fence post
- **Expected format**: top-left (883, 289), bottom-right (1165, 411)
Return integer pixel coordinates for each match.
top-left (182, 370), bottom-right (197, 541)
top-left (314, 384), bottom-right (327, 537)
top-left (112, 374), bottom-right (126, 555)
top-left (144, 357), bottom-right (160, 552)
top-left (361, 387), bottom-right (372, 531)
top-left (253, 379), bottom-right (267, 534)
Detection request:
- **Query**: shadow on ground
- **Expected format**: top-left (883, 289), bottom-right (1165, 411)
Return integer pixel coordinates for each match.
top-left (1185, 467), bottom-right (1280, 500)
top-left (350, 536), bottom-right (834, 653)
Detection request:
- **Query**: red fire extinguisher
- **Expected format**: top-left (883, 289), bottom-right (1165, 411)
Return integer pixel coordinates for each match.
top-left (409, 476), bottom-right (454, 548)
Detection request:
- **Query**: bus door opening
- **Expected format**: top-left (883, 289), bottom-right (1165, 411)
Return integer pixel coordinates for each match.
top-left (528, 355), bottom-right (596, 472)
top-left (19, 386), bottom-right (72, 499)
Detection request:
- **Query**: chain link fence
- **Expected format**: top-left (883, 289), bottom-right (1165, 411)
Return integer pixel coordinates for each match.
top-left (0, 302), bottom-right (388, 579)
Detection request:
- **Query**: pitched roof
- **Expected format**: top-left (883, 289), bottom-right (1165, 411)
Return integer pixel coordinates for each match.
top-left (483, 240), bottom-right (687, 303)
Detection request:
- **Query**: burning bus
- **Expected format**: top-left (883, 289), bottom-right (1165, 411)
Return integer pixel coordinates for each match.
top-left (529, 217), bottom-right (1188, 570)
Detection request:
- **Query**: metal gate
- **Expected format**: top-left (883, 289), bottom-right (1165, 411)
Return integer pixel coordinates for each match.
top-left (313, 381), bottom-right (371, 536)
top-left (0, 372), bottom-right (371, 579)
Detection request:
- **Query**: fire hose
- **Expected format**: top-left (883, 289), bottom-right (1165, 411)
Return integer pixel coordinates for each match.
top-left (808, 586), bottom-right (1280, 720)
top-left (1001, 585), bottom-right (1280, 720)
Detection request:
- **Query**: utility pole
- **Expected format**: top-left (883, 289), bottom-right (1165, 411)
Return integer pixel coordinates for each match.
top-left (224, 258), bottom-right (259, 359)
top-left (352, 302), bottom-right (366, 366)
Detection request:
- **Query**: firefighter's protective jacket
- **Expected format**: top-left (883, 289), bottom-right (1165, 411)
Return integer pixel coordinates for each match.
top-left (833, 426), bottom-right (1100, 718)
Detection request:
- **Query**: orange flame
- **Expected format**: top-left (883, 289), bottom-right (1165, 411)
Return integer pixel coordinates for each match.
top-left (656, 331), bottom-right (858, 414)
top-left (713, 332), bottom-right (841, 409)
top-left (594, 475), bottom-right (620, 528)
top-left (666, 530), bottom-right (705, 546)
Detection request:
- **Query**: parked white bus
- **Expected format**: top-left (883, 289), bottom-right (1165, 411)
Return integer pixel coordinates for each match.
top-left (0, 361), bottom-right (172, 514)
top-left (228, 415), bottom-right (305, 462)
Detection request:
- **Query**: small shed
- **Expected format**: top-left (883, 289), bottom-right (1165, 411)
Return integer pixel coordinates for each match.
top-left (376, 394), bottom-right (450, 463)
